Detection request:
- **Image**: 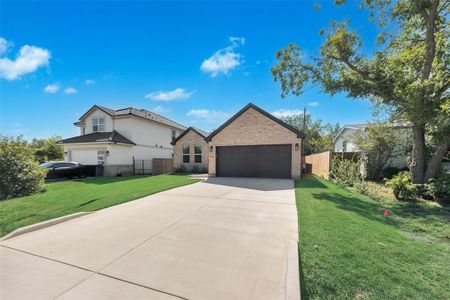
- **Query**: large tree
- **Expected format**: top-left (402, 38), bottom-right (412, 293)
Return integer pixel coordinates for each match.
top-left (282, 114), bottom-right (340, 155)
top-left (272, 0), bottom-right (449, 183)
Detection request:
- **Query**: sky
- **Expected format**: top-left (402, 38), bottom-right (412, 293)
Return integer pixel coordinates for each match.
top-left (0, 0), bottom-right (380, 139)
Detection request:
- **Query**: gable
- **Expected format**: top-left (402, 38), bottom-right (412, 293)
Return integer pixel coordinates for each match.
top-left (172, 127), bottom-right (207, 146)
top-left (209, 107), bottom-right (301, 145)
top-left (205, 103), bottom-right (305, 142)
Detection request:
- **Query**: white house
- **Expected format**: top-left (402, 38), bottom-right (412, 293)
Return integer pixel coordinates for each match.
top-left (58, 105), bottom-right (186, 176)
top-left (333, 122), bottom-right (411, 168)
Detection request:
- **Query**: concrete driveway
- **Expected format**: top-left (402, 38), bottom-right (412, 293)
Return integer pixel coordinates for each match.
top-left (0, 177), bottom-right (298, 300)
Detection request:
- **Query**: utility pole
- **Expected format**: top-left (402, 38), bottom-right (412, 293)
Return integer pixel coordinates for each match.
top-left (303, 106), bottom-right (306, 127)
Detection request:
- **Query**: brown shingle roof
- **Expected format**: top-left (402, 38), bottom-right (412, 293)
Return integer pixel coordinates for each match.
top-left (58, 131), bottom-right (135, 145)
top-left (79, 105), bottom-right (186, 130)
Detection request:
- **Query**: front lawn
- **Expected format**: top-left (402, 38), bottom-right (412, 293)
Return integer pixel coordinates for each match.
top-left (0, 174), bottom-right (199, 237)
top-left (296, 176), bottom-right (450, 299)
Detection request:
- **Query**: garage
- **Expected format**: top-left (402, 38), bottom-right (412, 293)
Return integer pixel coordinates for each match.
top-left (205, 103), bottom-right (306, 179)
top-left (216, 144), bottom-right (292, 178)
top-left (70, 149), bottom-right (100, 165)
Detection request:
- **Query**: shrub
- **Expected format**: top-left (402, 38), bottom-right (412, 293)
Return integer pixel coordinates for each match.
top-left (428, 173), bottom-right (450, 204)
top-left (0, 136), bottom-right (47, 200)
top-left (199, 167), bottom-right (208, 173)
top-left (173, 165), bottom-right (187, 173)
top-left (381, 166), bottom-right (409, 180)
top-left (191, 166), bottom-right (199, 173)
top-left (385, 171), bottom-right (417, 200)
top-left (330, 156), bottom-right (361, 187)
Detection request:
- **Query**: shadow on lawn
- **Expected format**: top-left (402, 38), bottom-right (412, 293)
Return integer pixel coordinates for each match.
top-left (297, 176), bottom-right (328, 189)
top-left (309, 181), bottom-right (450, 232)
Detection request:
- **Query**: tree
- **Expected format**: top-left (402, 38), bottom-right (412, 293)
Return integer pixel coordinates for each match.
top-left (353, 122), bottom-right (403, 180)
top-left (30, 135), bottom-right (64, 163)
top-left (282, 113), bottom-right (341, 155)
top-left (0, 136), bottom-right (47, 200)
top-left (272, 0), bottom-right (449, 183)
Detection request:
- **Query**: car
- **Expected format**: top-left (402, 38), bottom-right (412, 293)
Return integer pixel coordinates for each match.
top-left (40, 161), bottom-right (95, 180)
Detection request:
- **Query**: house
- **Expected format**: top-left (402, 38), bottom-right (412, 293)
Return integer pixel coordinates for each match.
top-left (333, 122), bottom-right (411, 168)
top-left (171, 127), bottom-right (210, 172)
top-left (172, 103), bottom-right (306, 179)
top-left (58, 105), bottom-right (186, 176)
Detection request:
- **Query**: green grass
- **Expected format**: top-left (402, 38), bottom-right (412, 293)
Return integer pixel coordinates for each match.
top-left (296, 176), bottom-right (450, 300)
top-left (0, 174), bottom-right (199, 237)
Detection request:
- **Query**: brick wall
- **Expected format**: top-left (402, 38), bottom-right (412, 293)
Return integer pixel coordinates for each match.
top-left (208, 107), bottom-right (302, 179)
top-left (173, 130), bottom-right (209, 171)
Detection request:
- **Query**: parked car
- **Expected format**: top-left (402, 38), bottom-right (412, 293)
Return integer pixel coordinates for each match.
top-left (40, 161), bottom-right (95, 179)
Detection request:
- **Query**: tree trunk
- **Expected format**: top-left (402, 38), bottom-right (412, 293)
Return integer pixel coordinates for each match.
top-left (411, 125), bottom-right (426, 184)
top-left (424, 141), bottom-right (450, 182)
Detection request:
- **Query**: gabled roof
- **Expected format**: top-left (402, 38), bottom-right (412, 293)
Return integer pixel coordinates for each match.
top-left (333, 121), bottom-right (412, 143)
top-left (171, 127), bottom-right (210, 145)
top-left (204, 103), bottom-right (306, 142)
top-left (58, 131), bottom-right (136, 145)
top-left (78, 105), bottom-right (186, 130)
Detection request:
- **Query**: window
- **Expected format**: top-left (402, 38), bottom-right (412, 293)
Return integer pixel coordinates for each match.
top-left (97, 151), bottom-right (106, 165)
top-left (194, 145), bottom-right (202, 163)
top-left (342, 141), bottom-right (347, 152)
top-left (92, 117), bottom-right (105, 132)
top-left (172, 130), bottom-right (176, 143)
top-left (81, 127), bottom-right (85, 135)
top-left (183, 145), bottom-right (190, 163)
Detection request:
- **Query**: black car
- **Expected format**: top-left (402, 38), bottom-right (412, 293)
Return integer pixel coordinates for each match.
top-left (40, 162), bottom-right (95, 179)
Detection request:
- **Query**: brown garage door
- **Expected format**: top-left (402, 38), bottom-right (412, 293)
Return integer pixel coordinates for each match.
top-left (216, 144), bottom-right (292, 179)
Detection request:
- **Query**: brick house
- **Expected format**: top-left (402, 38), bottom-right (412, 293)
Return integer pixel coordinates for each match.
top-left (172, 103), bottom-right (306, 179)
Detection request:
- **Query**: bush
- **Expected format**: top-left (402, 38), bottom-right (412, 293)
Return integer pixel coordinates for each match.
top-left (191, 166), bottom-right (199, 173)
top-left (173, 165), bottom-right (187, 173)
top-left (0, 136), bottom-right (47, 200)
top-left (385, 171), bottom-right (417, 200)
top-left (428, 173), bottom-right (450, 204)
top-left (381, 166), bottom-right (409, 180)
top-left (330, 157), bottom-right (361, 187)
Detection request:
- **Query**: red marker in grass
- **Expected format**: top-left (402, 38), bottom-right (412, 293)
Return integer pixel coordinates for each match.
top-left (384, 209), bottom-right (389, 217)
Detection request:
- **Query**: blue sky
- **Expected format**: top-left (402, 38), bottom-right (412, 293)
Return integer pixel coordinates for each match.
top-left (0, 1), bottom-right (379, 139)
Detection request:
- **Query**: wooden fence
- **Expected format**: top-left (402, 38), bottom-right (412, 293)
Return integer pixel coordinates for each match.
top-left (152, 158), bottom-right (174, 175)
top-left (305, 151), bottom-right (360, 179)
top-left (305, 151), bottom-right (333, 179)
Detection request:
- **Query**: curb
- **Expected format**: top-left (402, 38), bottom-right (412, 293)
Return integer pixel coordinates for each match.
top-left (285, 240), bottom-right (301, 300)
top-left (1, 212), bottom-right (93, 241)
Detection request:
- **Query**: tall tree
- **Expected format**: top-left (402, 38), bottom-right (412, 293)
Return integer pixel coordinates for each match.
top-left (272, 0), bottom-right (449, 183)
top-left (282, 114), bottom-right (340, 155)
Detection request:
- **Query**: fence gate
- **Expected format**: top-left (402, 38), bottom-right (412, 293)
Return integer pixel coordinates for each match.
top-left (133, 158), bottom-right (152, 175)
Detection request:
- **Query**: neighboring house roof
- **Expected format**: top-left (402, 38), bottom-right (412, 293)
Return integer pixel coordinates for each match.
top-left (77, 105), bottom-right (186, 130)
top-left (171, 127), bottom-right (210, 145)
top-left (58, 131), bottom-right (136, 145)
top-left (333, 121), bottom-right (412, 143)
top-left (204, 103), bottom-right (306, 142)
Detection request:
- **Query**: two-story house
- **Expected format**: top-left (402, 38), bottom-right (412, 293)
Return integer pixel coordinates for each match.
top-left (58, 105), bottom-right (186, 176)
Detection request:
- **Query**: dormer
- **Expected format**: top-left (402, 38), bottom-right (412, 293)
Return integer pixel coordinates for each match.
top-left (75, 105), bottom-right (114, 135)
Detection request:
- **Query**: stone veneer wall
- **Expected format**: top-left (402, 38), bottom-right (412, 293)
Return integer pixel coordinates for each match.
top-left (208, 107), bottom-right (302, 179)
top-left (173, 130), bottom-right (209, 171)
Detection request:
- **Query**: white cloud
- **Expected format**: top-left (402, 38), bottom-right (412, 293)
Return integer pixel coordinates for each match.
top-left (44, 83), bottom-right (60, 93)
top-left (64, 87), bottom-right (77, 94)
top-left (308, 101), bottom-right (319, 107)
top-left (0, 37), bottom-right (11, 55)
top-left (229, 36), bottom-right (245, 47)
top-left (187, 109), bottom-right (229, 122)
top-left (85, 79), bottom-right (95, 85)
top-left (145, 88), bottom-right (195, 101)
top-left (200, 36), bottom-right (245, 77)
top-left (153, 106), bottom-right (170, 114)
top-left (0, 40), bottom-right (50, 80)
top-left (272, 109), bottom-right (303, 118)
